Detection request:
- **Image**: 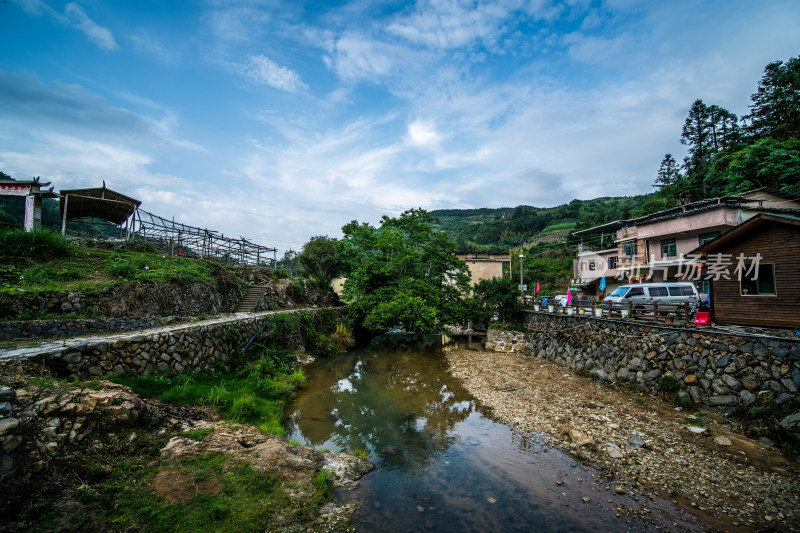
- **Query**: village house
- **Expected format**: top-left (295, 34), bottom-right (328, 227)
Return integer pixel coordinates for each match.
top-left (690, 213), bottom-right (800, 328)
top-left (455, 251), bottom-right (510, 286)
top-left (571, 189), bottom-right (800, 297)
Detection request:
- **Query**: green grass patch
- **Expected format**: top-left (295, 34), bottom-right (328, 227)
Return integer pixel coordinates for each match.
top-left (183, 428), bottom-right (215, 442)
top-left (112, 349), bottom-right (304, 436)
top-left (313, 469), bottom-right (333, 506)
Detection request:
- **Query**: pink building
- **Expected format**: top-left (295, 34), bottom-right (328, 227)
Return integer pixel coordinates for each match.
top-left (572, 189), bottom-right (800, 296)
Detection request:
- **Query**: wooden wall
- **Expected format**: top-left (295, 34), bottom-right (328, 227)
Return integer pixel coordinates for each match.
top-left (710, 221), bottom-right (800, 328)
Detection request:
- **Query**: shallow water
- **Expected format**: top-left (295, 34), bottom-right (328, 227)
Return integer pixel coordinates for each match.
top-left (286, 343), bottom-right (695, 532)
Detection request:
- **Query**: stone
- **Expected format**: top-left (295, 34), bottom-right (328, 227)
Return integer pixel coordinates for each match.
top-left (0, 418), bottom-right (20, 437)
top-left (643, 369), bottom-right (662, 381)
top-left (592, 369), bottom-right (608, 381)
top-left (721, 374), bottom-right (741, 391)
top-left (774, 393), bottom-right (794, 405)
top-left (689, 386), bottom-right (704, 404)
top-left (687, 426), bottom-right (707, 434)
top-left (684, 374), bottom-right (698, 385)
top-left (568, 429), bottom-right (593, 447)
top-left (739, 390), bottom-right (757, 406)
top-left (779, 411), bottom-right (800, 441)
top-left (63, 352), bottom-right (83, 364)
top-left (716, 354), bottom-right (731, 368)
top-left (713, 435), bottom-right (733, 446)
top-left (0, 402), bottom-right (11, 415)
top-left (615, 486), bottom-right (626, 495)
top-left (604, 442), bottom-right (624, 459)
top-left (741, 376), bottom-right (760, 391)
top-left (0, 389), bottom-right (15, 402)
top-left (781, 378), bottom-right (798, 394)
top-left (677, 391), bottom-right (692, 405)
top-left (708, 395), bottom-right (738, 406)
top-left (628, 436), bottom-right (647, 448)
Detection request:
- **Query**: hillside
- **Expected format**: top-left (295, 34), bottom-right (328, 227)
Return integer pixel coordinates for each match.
top-left (430, 193), bottom-right (667, 252)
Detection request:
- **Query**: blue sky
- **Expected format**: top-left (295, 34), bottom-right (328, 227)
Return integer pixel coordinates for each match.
top-left (1, 0), bottom-right (799, 252)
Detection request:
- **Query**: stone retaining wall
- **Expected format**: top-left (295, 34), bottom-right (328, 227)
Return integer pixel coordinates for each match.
top-left (486, 329), bottom-right (527, 352)
top-left (514, 312), bottom-right (800, 411)
top-left (0, 308), bottom-right (345, 380)
top-left (0, 316), bottom-right (188, 340)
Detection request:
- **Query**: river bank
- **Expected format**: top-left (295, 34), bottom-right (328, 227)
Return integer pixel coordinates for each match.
top-left (445, 348), bottom-right (800, 532)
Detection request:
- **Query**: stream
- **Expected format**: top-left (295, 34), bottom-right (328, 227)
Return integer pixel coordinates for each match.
top-left (286, 338), bottom-right (696, 532)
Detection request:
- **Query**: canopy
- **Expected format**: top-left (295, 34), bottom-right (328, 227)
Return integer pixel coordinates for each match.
top-left (60, 184), bottom-right (141, 225)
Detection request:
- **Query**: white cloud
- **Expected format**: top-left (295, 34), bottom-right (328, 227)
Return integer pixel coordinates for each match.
top-left (64, 3), bottom-right (118, 51)
top-left (231, 55), bottom-right (308, 93)
top-left (407, 119), bottom-right (441, 148)
top-left (128, 31), bottom-right (180, 64)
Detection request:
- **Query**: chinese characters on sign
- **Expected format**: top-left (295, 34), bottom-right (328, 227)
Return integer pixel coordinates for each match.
top-left (0, 184), bottom-right (32, 196)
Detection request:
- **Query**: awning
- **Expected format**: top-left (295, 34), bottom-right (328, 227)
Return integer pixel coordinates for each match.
top-left (60, 184), bottom-right (141, 225)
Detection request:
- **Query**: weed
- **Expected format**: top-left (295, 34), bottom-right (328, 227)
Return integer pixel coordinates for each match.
top-left (288, 439), bottom-right (303, 447)
top-left (668, 481), bottom-right (682, 496)
top-left (351, 447), bottom-right (370, 461)
top-left (29, 376), bottom-right (55, 388)
top-left (658, 374), bottom-right (681, 392)
top-left (313, 469), bottom-right (333, 506)
top-left (183, 428), bottom-right (214, 442)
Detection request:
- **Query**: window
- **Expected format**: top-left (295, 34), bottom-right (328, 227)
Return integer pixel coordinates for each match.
top-left (660, 238), bottom-right (677, 258)
top-left (741, 263), bottom-right (776, 295)
top-left (648, 287), bottom-right (668, 297)
top-left (681, 286), bottom-right (695, 296)
top-left (695, 281), bottom-right (709, 296)
top-left (626, 287), bottom-right (644, 298)
top-left (623, 241), bottom-right (637, 257)
top-left (608, 256), bottom-right (618, 269)
top-left (698, 231), bottom-right (721, 246)
top-left (667, 286), bottom-right (682, 296)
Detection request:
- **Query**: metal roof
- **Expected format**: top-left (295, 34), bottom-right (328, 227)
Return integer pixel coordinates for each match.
top-left (60, 184), bottom-right (141, 225)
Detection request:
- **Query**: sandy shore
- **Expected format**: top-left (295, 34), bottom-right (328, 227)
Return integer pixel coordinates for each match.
top-left (445, 348), bottom-right (800, 532)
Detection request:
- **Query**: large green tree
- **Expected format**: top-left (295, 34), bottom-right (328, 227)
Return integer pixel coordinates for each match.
top-left (339, 209), bottom-right (472, 333)
top-left (298, 235), bottom-right (340, 286)
top-left (745, 56), bottom-right (800, 141)
top-left (471, 277), bottom-right (523, 324)
top-left (705, 138), bottom-right (800, 197)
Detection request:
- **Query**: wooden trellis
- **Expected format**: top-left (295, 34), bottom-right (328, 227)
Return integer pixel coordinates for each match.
top-left (132, 209), bottom-right (277, 267)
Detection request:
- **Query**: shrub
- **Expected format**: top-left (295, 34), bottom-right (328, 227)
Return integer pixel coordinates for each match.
top-left (658, 374), bottom-right (681, 392)
top-left (0, 229), bottom-right (74, 259)
top-left (106, 259), bottom-right (145, 279)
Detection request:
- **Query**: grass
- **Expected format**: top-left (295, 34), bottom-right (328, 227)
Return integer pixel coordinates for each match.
top-left (112, 349), bottom-right (304, 436)
top-left (8, 430), bottom-right (329, 533)
top-left (1, 228), bottom-right (233, 294)
top-left (183, 428), bottom-right (215, 442)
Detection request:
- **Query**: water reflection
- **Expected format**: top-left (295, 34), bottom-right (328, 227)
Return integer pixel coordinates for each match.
top-left (286, 347), bottom-right (472, 472)
top-left (286, 344), bottom-right (697, 532)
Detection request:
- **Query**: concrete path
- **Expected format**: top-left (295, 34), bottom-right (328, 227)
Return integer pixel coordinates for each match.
top-left (0, 310), bottom-right (289, 364)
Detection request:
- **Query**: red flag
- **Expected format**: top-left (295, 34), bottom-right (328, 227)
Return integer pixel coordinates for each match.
top-left (566, 288), bottom-right (572, 305)
top-left (535, 280), bottom-right (540, 294)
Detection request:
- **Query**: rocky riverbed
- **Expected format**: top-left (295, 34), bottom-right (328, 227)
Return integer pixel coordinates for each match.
top-left (445, 349), bottom-right (800, 532)
top-left (0, 375), bottom-right (372, 532)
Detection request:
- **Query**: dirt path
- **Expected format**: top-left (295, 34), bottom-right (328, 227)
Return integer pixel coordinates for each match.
top-left (445, 349), bottom-right (800, 532)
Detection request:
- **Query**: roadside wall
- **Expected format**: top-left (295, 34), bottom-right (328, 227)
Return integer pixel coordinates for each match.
top-left (494, 312), bottom-right (800, 411)
top-left (0, 316), bottom-right (187, 340)
top-left (0, 308), bottom-right (345, 379)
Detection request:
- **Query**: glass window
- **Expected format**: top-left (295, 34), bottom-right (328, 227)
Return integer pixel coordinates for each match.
top-left (626, 287), bottom-right (644, 297)
top-left (609, 287), bottom-right (627, 297)
top-left (623, 241), bottom-right (637, 257)
top-left (649, 287), bottom-right (668, 297)
top-left (698, 231), bottom-right (721, 246)
top-left (608, 256), bottom-right (618, 269)
top-left (660, 238), bottom-right (677, 258)
top-left (668, 286), bottom-right (682, 296)
top-left (695, 281), bottom-right (709, 296)
top-left (741, 263), bottom-right (775, 295)
top-left (740, 263), bottom-right (775, 296)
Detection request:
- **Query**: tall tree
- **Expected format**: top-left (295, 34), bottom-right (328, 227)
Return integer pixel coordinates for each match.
top-left (653, 153), bottom-right (681, 190)
top-left (298, 235), bottom-right (340, 286)
top-left (680, 99), bottom-right (713, 189)
top-left (708, 105), bottom-right (741, 152)
top-left (744, 56), bottom-right (800, 141)
top-left (340, 209), bottom-right (472, 333)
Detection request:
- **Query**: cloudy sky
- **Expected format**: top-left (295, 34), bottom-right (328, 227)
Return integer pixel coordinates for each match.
top-left (1, 1), bottom-right (799, 252)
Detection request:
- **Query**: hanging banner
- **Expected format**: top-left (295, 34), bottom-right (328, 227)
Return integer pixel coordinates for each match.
top-left (0, 183), bottom-right (31, 196)
top-left (24, 196), bottom-right (35, 231)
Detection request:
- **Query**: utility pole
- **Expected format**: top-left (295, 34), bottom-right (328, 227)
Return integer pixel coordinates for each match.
top-left (519, 252), bottom-right (524, 292)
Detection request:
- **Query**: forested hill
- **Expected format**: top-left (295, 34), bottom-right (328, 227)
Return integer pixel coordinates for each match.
top-left (431, 193), bottom-right (665, 252)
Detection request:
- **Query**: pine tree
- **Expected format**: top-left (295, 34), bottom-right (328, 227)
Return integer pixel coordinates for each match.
top-left (744, 56), bottom-right (800, 141)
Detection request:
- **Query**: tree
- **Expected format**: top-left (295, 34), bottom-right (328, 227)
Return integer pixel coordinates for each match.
top-left (298, 236), bottom-right (340, 286)
top-left (705, 138), bottom-right (800, 197)
top-left (472, 277), bottom-right (523, 324)
top-left (339, 209), bottom-right (472, 333)
top-left (653, 154), bottom-right (681, 190)
top-left (744, 56), bottom-right (800, 141)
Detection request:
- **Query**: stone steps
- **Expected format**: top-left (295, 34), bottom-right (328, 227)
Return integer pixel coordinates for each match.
top-left (234, 283), bottom-right (269, 313)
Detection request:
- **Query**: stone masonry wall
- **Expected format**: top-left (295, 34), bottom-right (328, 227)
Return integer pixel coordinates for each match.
top-left (0, 308), bottom-right (345, 380)
top-left (510, 312), bottom-right (800, 411)
top-left (486, 330), bottom-right (527, 352)
top-left (0, 316), bottom-right (187, 340)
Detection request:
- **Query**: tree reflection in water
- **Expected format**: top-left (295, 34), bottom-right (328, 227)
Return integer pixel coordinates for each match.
top-left (285, 346), bottom-right (474, 472)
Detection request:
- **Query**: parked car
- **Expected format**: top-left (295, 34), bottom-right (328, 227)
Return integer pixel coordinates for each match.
top-left (603, 282), bottom-right (699, 310)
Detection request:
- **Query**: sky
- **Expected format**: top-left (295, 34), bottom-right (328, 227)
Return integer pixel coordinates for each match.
top-left (1, 0), bottom-right (799, 253)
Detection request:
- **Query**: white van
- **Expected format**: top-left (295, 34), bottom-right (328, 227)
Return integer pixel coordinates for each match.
top-left (603, 282), bottom-right (699, 309)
